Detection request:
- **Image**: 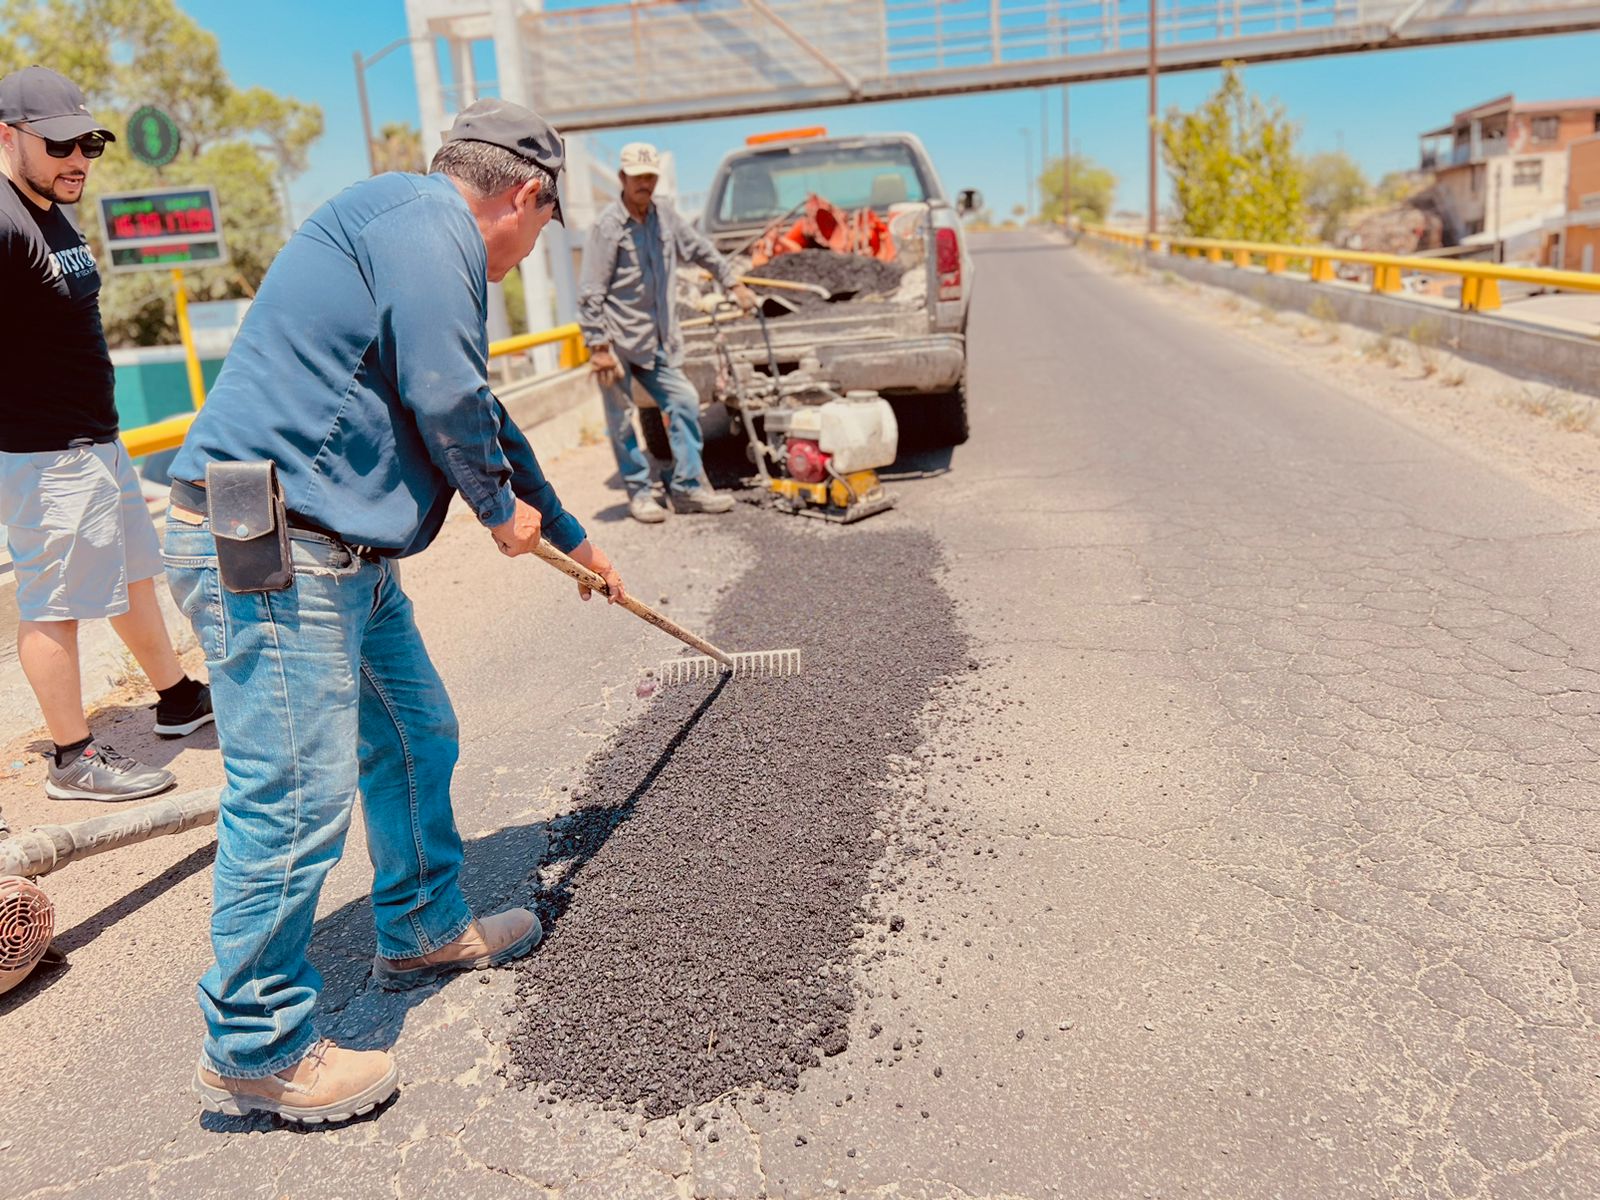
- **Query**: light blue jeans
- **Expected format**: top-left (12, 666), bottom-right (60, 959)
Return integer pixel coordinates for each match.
top-left (601, 348), bottom-right (706, 495)
top-left (163, 517), bottom-right (473, 1079)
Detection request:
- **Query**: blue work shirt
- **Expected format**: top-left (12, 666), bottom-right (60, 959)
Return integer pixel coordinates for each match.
top-left (171, 172), bottom-right (586, 558)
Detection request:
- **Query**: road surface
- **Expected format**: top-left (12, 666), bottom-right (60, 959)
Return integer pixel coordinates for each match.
top-left (2, 231), bottom-right (1596, 1199)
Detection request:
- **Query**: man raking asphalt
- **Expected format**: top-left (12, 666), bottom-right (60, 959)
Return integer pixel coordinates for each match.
top-left (165, 98), bottom-right (625, 1126)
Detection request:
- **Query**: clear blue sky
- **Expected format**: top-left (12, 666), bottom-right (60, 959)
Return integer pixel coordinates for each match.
top-left (179, 1), bottom-right (1600, 223)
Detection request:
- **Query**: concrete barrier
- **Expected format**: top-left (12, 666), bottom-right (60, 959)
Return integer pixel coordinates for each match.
top-left (1141, 252), bottom-right (1600, 399)
top-left (499, 364), bottom-right (606, 460)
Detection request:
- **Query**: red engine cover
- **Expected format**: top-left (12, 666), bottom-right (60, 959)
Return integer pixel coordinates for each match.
top-left (785, 438), bottom-right (830, 484)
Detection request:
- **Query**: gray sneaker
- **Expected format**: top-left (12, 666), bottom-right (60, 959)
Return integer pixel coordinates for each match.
top-left (668, 486), bottom-right (735, 515)
top-left (628, 490), bottom-right (668, 524)
top-left (46, 741), bottom-right (176, 802)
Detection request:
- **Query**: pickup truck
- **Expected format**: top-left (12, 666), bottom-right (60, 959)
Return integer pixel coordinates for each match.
top-left (639, 130), bottom-right (979, 458)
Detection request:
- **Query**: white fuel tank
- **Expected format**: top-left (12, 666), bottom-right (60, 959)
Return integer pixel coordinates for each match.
top-left (789, 393), bottom-right (899, 473)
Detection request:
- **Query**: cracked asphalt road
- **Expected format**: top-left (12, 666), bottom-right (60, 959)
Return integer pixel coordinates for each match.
top-left (2, 231), bottom-right (1598, 1198)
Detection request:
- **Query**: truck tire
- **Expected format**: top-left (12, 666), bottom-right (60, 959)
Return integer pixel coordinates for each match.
top-left (638, 404), bottom-right (672, 462)
top-left (893, 383), bottom-right (970, 451)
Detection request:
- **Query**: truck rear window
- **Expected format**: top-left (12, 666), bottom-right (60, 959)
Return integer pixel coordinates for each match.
top-left (715, 144), bottom-right (930, 225)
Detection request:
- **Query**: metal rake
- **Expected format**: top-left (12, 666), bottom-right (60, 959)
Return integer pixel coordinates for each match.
top-left (532, 541), bottom-right (802, 687)
top-left (656, 648), bottom-right (802, 687)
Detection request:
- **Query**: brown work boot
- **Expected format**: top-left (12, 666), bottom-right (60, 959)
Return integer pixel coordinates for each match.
top-left (372, 908), bottom-right (543, 992)
top-left (193, 1039), bottom-right (398, 1125)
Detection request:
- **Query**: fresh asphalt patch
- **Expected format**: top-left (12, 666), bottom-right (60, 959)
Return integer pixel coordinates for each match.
top-left (509, 512), bottom-right (969, 1116)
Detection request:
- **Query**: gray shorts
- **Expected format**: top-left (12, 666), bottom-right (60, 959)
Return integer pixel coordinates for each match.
top-left (0, 442), bottom-right (165, 622)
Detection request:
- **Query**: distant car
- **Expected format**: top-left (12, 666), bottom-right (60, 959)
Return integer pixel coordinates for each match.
top-left (663, 130), bottom-right (980, 452)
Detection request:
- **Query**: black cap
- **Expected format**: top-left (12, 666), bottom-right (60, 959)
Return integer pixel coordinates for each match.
top-left (444, 98), bottom-right (564, 224)
top-left (0, 66), bottom-right (116, 141)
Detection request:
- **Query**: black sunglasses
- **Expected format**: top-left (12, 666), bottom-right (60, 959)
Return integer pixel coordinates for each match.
top-left (18, 126), bottom-right (107, 159)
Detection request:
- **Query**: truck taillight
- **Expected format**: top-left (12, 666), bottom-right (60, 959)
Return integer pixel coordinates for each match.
top-left (935, 227), bottom-right (961, 300)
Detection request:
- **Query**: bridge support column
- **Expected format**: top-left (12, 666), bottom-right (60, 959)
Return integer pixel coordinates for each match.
top-left (484, 0), bottom-right (577, 369)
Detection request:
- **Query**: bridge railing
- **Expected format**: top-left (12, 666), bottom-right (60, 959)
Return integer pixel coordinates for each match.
top-left (120, 323), bottom-right (589, 460)
top-left (1082, 226), bottom-right (1600, 315)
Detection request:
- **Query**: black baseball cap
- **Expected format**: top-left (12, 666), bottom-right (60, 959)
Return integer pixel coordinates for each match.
top-left (0, 66), bottom-right (116, 141)
top-left (444, 98), bottom-right (564, 224)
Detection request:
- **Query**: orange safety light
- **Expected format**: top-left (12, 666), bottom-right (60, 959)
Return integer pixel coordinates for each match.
top-left (745, 126), bottom-right (827, 146)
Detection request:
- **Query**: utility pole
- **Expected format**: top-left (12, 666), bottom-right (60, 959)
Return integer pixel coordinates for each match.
top-left (1147, 0), bottom-right (1159, 237)
top-left (1041, 91), bottom-right (1049, 218)
top-left (1020, 128), bottom-right (1033, 222)
top-left (1061, 85), bottom-right (1072, 229)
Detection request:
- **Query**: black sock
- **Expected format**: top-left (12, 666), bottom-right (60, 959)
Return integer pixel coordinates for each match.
top-left (157, 676), bottom-right (203, 708)
top-left (53, 735), bottom-right (93, 767)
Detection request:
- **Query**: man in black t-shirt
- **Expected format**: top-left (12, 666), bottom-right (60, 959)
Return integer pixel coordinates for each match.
top-left (0, 66), bottom-right (213, 808)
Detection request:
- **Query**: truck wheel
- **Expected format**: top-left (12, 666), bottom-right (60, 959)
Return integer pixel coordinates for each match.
top-left (893, 385), bottom-right (970, 451)
top-left (638, 404), bottom-right (672, 462)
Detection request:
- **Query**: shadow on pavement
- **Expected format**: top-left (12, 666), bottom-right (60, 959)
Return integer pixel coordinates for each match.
top-left (56, 841), bottom-right (218, 958)
top-left (195, 676), bottom-right (727, 1134)
top-left (587, 500), bottom-right (633, 524)
top-left (23, 701), bottom-right (221, 770)
top-left (885, 444), bottom-right (956, 479)
top-left (0, 844), bottom-right (218, 1016)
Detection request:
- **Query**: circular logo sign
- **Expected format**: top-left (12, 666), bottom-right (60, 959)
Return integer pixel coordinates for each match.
top-left (127, 106), bottom-right (180, 168)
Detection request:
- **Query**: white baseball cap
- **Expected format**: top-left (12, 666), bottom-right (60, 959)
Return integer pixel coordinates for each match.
top-left (619, 142), bottom-right (662, 176)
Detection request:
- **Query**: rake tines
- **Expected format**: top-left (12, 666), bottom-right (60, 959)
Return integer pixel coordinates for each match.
top-left (657, 648), bottom-right (802, 687)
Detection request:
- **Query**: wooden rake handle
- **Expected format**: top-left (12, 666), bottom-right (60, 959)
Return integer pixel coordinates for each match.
top-left (737, 274), bottom-right (830, 298)
top-left (531, 540), bottom-right (735, 668)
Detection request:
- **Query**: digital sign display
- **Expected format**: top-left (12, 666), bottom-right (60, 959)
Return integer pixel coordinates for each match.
top-left (98, 187), bottom-right (227, 273)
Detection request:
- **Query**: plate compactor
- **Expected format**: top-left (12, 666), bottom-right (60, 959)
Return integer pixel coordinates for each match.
top-left (711, 308), bottom-right (898, 524)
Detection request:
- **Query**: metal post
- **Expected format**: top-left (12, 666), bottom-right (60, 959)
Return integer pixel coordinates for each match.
top-left (1040, 91), bottom-right (1049, 217)
top-left (172, 268), bottom-right (206, 409)
top-left (1148, 0), bottom-right (1159, 236)
top-left (1021, 128), bottom-right (1033, 223)
top-left (1493, 163), bottom-right (1503, 263)
top-left (1062, 85), bottom-right (1071, 228)
top-left (354, 50), bottom-right (376, 176)
top-left (356, 36), bottom-right (424, 176)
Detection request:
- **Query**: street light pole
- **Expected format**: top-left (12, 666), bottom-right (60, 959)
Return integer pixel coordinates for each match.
top-left (354, 51), bottom-right (377, 177)
top-left (353, 36), bottom-right (421, 177)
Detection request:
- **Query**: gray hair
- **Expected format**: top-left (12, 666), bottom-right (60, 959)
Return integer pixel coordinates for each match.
top-left (430, 139), bottom-right (555, 204)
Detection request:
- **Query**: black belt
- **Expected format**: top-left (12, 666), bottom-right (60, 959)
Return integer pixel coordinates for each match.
top-left (169, 478), bottom-right (386, 562)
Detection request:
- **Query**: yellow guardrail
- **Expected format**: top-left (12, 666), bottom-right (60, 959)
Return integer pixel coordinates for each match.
top-left (119, 322), bottom-right (588, 461)
top-left (1083, 226), bottom-right (1600, 315)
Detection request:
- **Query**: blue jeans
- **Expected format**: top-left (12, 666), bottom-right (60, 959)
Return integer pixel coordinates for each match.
top-left (163, 518), bottom-right (473, 1079)
top-left (601, 348), bottom-right (705, 494)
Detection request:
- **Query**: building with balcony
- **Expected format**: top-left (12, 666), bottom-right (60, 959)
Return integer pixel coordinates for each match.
top-left (1418, 95), bottom-right (1600, 259)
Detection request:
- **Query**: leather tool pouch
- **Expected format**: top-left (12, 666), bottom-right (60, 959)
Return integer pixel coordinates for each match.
top-left (207, 461), bottom-right (294, 594)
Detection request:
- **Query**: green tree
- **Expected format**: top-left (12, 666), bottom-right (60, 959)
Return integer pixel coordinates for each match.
top-left (1037, 154), bottom-right (1116, 225)
top-left (371, 122), bottom-right (425, 175)
top-left (1304, 150), bottom-right (1369, 242)
top-left (0, 0), bottom-right (324, 345)
top-left (1159, 63), bottom-right (1305, 242)
top-left (1376, 169), bottom-right (1424, 206)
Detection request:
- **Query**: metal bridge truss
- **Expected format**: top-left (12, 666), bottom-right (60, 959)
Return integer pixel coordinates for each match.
top-left (406, 1), bottom-right (1600, 133)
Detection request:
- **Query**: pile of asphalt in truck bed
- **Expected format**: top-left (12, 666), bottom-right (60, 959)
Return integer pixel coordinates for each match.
top-left (509, 514), bottom-right (966, 1116)
top-left (750, 248), bottom-right (906, 299)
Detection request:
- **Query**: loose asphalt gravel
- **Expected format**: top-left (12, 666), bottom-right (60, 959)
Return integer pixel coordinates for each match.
top-left (750, 248), bottom-right (906, 299)
top-left (509, 512), bottom-right (968, 1116)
